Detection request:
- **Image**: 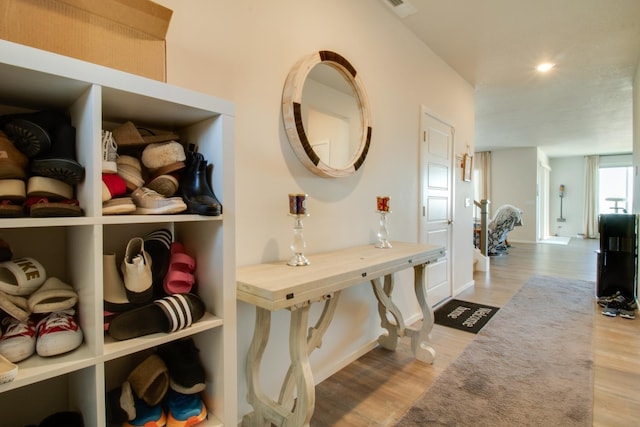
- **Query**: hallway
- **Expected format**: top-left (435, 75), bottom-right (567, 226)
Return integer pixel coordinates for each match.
top-left (312, 238), bottom-right (639, 426)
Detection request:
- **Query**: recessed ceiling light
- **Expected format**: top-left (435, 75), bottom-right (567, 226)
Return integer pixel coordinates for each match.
top-left (537, 63), bottom-right (555, 72)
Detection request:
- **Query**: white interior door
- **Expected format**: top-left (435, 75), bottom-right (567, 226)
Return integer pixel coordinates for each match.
top-left (419, 108), bottom-right (453, 306)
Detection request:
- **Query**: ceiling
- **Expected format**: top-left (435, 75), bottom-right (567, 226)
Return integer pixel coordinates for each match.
top-left (381, 0), bottom-right (640, 158)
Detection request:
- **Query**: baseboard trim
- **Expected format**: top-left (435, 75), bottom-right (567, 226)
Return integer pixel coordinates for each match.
top-left (314, 340), bottom-right (379, 385)
top-left (454, 279), bottom-right (475, 297)
top-left (506, 239), bottom-right (537, 244)
top-left (313, 310), bottom-right (424, 385)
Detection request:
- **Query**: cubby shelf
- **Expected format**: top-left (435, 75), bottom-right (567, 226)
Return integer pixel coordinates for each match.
top-left (0, 40), bottom-right (236, 426)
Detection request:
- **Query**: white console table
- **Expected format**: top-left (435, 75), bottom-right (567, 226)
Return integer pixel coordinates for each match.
top-left (237, 241), bottom-right (444, 427)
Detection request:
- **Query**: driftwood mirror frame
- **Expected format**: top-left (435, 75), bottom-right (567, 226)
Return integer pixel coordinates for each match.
top-left (282, 50), bottom-right (372, 178)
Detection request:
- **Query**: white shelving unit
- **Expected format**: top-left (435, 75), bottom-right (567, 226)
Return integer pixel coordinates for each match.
top-left (0, 40), bottom-right (236, 426)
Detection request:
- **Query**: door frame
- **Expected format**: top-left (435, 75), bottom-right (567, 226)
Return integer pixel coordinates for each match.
top-left (537, 161), bottom-right (551, 240)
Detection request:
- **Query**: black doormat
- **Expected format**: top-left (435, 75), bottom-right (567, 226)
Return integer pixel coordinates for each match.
top-left (434, 299), bottom-right (499, 334)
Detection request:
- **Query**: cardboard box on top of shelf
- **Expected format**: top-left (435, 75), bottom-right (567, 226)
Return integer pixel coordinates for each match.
top-left (0, 0), bottom-right (173, 81)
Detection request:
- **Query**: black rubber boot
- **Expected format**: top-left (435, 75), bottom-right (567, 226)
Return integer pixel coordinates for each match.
top-left (200, 154), bottom-right (223, 214)
top-left (180, 151), bottom-right (221, 216)
top-left (30, 124), bottom-right (85, 185)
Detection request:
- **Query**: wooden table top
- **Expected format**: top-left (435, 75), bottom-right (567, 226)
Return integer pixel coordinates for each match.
top-left (237, 241), bottom-right (444, 310)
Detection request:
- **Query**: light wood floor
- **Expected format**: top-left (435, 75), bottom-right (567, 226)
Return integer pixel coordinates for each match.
top-left (311, 238), bottom-right (640, 426)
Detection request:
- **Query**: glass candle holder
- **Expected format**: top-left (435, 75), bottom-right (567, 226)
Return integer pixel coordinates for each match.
top-left (288, 194), bottom-right (310, 266)
top-left (375, 196), bottom-right (392, 248)
top-left (287, 213), bottom-right (310, 266)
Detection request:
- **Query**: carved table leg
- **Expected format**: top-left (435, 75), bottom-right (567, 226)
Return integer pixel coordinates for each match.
top-left (284, 304), bottom-right (315, 427)
top-left (243, 307), bottom-right (277, 427)
top-left (279, 293), bottom-right (341, 411)
top-left (371, 274), bottom-right (405, 351)
top-left (408, 263), bottom-right (436, 363)
top-left (244, 295), bottom-right (341, 427)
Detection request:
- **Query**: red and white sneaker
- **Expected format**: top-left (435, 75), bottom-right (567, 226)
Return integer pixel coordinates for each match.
top-left (36, 309), bottom-right (83, 357)
top-left (0, 317), bottom-right (36, 362)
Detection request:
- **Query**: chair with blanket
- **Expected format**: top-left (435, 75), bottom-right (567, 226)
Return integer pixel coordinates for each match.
top-left (487, 204), bottom-right (523, 256)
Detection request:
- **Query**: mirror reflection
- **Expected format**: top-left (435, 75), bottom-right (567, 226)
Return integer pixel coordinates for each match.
top-left (301, 63), bottom-right (361, 169)
top-left (282, 50), bottom-right (372, 178)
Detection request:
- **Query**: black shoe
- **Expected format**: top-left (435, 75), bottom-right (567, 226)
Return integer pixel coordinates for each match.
top-left (157, 337), bottom-right (206, 394)
top-left (2, 109), bottom-right (71, 158)
top-left (31, 125), bottom-right (85, 185)
top-left (619, 296), bottom-right (637, 319)
top-left (180, 151), bottom-right (222, 216)
top-left (106, 381), bottom-right (136, 424)
top-left (144, 229), bottom-right (172, 299)
top-left (597, 291), bottom-right (621, 308)
top-left (36, 411), bottom-right (84, 427)
top-left (200, 154), bottom-right (223, 215)
top-left (0, 238), bottom-right (12, 262)
top-left (602, 294), bottom-right (627, 317)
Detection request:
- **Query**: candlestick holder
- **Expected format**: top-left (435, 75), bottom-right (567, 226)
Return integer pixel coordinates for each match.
top-left (288, 213), bottom-right (310, 266)
top-left (375, 210), bottom-right (392, 248)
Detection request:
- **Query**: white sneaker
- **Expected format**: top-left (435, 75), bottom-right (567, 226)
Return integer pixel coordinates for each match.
top-left (0, 317), bottom-right (36, 362)
top-left (102, 197), bottom-right (137, 215)
top-left (117, 155), bottom-right (145, 191)
top-left (102, 130), bottom-right (118, 174)
top-left (36, 309), bottom-right (83, 357)
top-left (131, 187), bottom-right (187, 215)
top-left (146, 174), bottom-right (179, 197)
top-left (121, 237), bottom-right (153, 304)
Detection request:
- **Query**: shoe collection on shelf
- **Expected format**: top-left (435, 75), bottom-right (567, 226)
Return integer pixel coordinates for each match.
top-left (0, 111), bottom-right (85, 218)
top-left (0, 106), bottom-right (224, 219)
top-left (102, 124), bottom-right (222, 217)
top-left (107, 338), bottom-right (208, 426)
top-left (0, 40), bottom-right (236, 427)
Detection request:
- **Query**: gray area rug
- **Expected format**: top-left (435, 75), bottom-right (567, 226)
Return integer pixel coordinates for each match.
top-left (396, 275), bottom-right (595, 427)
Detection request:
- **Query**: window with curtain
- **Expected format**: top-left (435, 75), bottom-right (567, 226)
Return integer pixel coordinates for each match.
top-left (598, 158), bottom-right (634, 214)
top-left (473, 151), bottom-right (491, 220)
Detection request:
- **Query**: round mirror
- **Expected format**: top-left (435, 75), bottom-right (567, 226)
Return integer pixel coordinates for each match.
top-left (282, 51), bottom-right (372, 178)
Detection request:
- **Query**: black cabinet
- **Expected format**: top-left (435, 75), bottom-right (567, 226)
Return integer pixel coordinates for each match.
top-left (596, 214), bottom-right (637, 299)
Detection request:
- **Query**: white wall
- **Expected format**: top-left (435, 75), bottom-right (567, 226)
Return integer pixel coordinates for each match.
top-left (490, 148), bottom-right (538, 242)
top-left (549, 157), bottom-right (585, 237)
top-left (154, 0), bottom-right (475, 420)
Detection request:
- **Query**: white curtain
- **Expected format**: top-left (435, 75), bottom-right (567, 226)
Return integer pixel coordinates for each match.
top-left (474, 151), bottom-right (492, 217)
top-left (583, 155), bottom-right (599, 238)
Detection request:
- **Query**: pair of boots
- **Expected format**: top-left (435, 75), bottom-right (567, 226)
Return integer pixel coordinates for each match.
top-left (180, 150), bottom-right (222, 216)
